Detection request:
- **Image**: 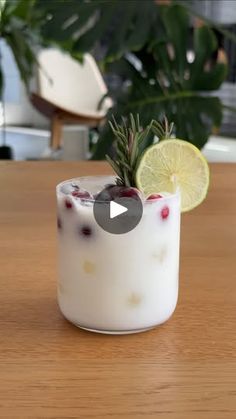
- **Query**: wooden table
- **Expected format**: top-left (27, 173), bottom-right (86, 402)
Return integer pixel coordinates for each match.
top-left (0, 161), bottom-right (236, 419)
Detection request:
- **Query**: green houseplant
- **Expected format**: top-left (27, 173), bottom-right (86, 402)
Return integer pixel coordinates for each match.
top-left (0, 0), bottom-right (235, 160)
top-left (0, 0), bottom-right (45, 158)
top-left (0, 0), bottom-right (45, 95)
top-left (37, 0), bottom-right (233, 158)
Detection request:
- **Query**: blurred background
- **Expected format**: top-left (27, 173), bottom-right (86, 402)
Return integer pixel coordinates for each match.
top-left (0, 0), bottom-right (236, 162)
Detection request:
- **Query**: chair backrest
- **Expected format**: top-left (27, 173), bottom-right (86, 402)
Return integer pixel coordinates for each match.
top-left (36, 49), bottom-right (112, 117)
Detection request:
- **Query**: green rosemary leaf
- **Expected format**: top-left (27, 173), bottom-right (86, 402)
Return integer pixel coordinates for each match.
top-left (121, 161), bottom-right (132, 172)
top-left (137, 129), bottom-right (149, 145)
top-left (130, 133), bottom-right (138, 167)
top-left (116, 139), bottom-right (127, 154)
top-left (116, 177), bottom-right (124, 186)
top-left (164, 116), bottom-right (168, 138)
top-left (168, 122), bottom-right (174, 137)
top-left (124, 169), bottom-right (131, 187)
top-left (128, 129), bottom-right (134, 154)
top-left (109, 126), bottom-right (127, 144)
top-left (152, 125), bottom-right (165, 139)
top-left (118, 123), bottom-right (126, 137)
top-left (107, 114), bottom-right (174, 188)
top-left (116, 146), bottom-right (127, 162)
top-left (136, 114), bottom-right (140, 132)
top-left (152, 118), bottom-right (173, 140)
top-left (152, 120), bottom-right (165, 134)
top-left (110, 124), bottom-right (127, 144)
top-left (138, 121), bottom-right (154, 145)
top-left (111, 115), bottom-right (119, 131)
top-left (130, 113), bottom-right (137, 135)
top-left (108, 121), bottom-right (117, 136)
top-left (122, 117), bottom-right (128, 138)
top-left (106, 155), bottom-right (123, 178)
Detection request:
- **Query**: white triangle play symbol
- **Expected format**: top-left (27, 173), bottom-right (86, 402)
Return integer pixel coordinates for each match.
top-left (110, 201), bottom-right (128, 219)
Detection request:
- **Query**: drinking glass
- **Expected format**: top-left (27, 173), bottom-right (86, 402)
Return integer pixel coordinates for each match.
top-left (56, 176), bottom-right (181, 334)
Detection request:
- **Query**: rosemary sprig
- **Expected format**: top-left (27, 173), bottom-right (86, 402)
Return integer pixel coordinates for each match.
top-left (152, 116), bottom-right (174, 140)
top-left (106, 114), bottom-right (173, 187)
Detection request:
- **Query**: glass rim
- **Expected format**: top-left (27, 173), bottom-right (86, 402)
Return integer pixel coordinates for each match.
top-left (56, 175), bottom-right (180, 203)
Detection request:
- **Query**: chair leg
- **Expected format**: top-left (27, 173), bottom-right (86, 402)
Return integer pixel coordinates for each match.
top-left (50, 114), bottom-right (62, 150)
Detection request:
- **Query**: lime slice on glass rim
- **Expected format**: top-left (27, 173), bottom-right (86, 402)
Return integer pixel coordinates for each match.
top-left (135, 139), bottom-right (210, 212)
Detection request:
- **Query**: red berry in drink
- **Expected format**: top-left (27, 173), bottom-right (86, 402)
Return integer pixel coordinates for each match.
top-left (119, 187), bottom-right (140, 198)
top-left (72, 190), bottom-right (91, 199)
top-left (147, 194), bottom-right (162, 200)
top-left (80, 225), bottom-right (92, 237)
top-left (110, 187), bottom-right (140, 199)
top-left (65, 199), bottom-right (73, 209)
top-left (161, 206), bottom-right (169, 220)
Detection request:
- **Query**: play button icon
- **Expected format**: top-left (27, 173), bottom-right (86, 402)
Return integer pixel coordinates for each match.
top-left (110, 201), bottom-right (128, 219)
top-left (93, 186), bottom-right (143, 234)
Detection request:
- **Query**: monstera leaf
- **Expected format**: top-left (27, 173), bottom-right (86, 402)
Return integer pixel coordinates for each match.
top-left (92, 4), bottom-right (227, 158)
top-left (37, 0), bottom-right (160, 62)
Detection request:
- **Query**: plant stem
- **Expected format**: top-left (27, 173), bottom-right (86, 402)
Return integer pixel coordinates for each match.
top-left (125, 91), bottom-right (207, 108)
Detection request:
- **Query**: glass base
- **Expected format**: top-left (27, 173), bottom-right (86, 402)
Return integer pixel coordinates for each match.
top-left (66, 316), bottom-right (155, 335)
top-left (79, 325), bottom-right (155, 335)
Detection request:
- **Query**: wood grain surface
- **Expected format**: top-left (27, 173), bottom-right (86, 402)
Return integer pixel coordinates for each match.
top-left (0, 161), bottom-right (236, 419)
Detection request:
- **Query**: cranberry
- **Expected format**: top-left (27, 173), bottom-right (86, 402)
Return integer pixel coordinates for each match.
top-left (72, 190), bottom-right (91, 199)
top-left (80, 225), bottom-right (92, 237)
top-left (118, 187), bottom-right (140, 199)
top-left (147, 194), bottom-right (163, 200)
top-left (108, 186), bottom-right (140, 200)
top-left (161, 206), bottom-right (170, 220)
top-left (65, 199), bottom-right (73, 209)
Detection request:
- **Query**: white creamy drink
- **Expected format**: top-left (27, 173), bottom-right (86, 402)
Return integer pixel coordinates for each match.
top-left (56, 176), bottom-right (181, 334)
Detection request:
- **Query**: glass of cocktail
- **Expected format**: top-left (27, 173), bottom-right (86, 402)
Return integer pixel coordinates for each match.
top-left (56, 176), bottom-right (181, 334)
top-left (56, 115), bottom-right (209, 334)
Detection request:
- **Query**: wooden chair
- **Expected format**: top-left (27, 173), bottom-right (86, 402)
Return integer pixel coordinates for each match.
top-left (31, 49), bottom-right (112, 150)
